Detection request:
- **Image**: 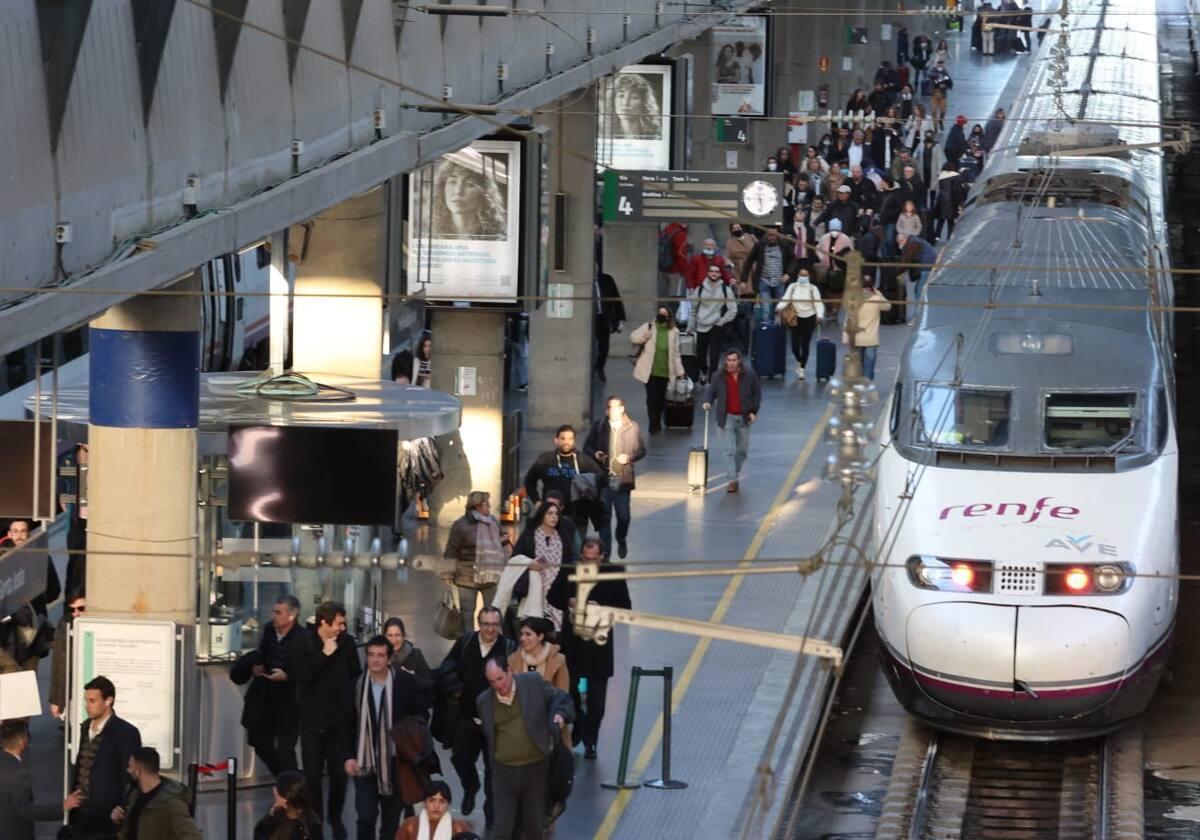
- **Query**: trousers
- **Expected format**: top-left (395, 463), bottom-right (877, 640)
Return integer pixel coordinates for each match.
top-left (860, 345), bottom-right (879, 381)
top-left (788, 316), bottom-right (818, 367)
top-left (598, 486), bottom-right (632, 554)
top-left (246, 704), bottom-right (299, 775)
top-left (451, 718), bottom-right (495, 824)
top-left (491, 759), bottom-right (548, 840)
top-left (644, 376), bottom-right (669, 433)
top-left (570, 675), bottom-right (610, 749)
top-left (301, 726), bottom-right (348, 827)
top-left (353, 774), bottom-right (403, 840)
top-left (722, 415), bottom-right (751, 481)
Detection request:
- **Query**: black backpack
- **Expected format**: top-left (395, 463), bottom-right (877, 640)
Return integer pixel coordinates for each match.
top-left (657, 230), bottom-right (675, 271)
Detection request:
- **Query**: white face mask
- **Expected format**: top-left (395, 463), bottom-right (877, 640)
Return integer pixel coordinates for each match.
top-left (767, 162), bottom-right (778, 171)
top-left (702, 247), bottom-right (716, 256)
top-left (797, 275), bottom-right (810, 285)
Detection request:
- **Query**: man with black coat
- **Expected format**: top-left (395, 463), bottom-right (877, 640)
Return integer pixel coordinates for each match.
top-left (231, 594), bottom-right (309, 775)
top-left (437, 606), bottom-right (516, 829)
top-left (547, 537), bottom-right (632, 759)
top-left (847, 165), bottom-right (879, 215)
top-left (0, 719), bottom-right (81, 840)
top-left (593, 266), bottom-right (626, 383)
top-left (300, 601), bottom-right (362, 840)
top-left (816, 186), bottom-right (861, 238)
top-left (67, 676), bottom-right (142, 838)
top-left (583, 396), bottom-right (646, 560)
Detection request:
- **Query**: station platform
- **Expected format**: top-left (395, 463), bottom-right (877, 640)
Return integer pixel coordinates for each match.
top-left (20, 14), bottom-right (1034, 840)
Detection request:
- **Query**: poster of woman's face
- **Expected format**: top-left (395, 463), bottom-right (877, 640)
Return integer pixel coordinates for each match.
top-left (407, 140), bottom-right (521, 302)
top-left (596, 64), bottom-right (673, 171)
top-left (711, 16), bottom-right (768, 116)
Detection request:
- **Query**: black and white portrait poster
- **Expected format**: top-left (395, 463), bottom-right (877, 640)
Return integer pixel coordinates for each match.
top-left (711, 15), bottom-right (768, 116)
top-left (407, 140), bottom-right (521, 302)
top-left (596, 64), bottom-right (673, 171)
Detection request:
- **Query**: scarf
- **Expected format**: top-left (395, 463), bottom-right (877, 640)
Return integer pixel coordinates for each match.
top-left (473, 512), bottom-right (505, 583)
top-left (520, 643), bottom-right (553, 677)
top-left (416, 811), bottom-right (454, 840)
top-left (355, 671), bottom-right (395, 795)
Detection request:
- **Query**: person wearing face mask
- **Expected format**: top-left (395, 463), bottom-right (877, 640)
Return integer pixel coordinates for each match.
top-left (630, 307), bottom-right (685, 435)
top-left (684, 237), bottom-right (733, 290)
top-left (775, 269), bottom-right (825, 379)
top-left (725, 224), bottom-right (760, 351)
top-left (740, 226), bottom-right (796, 326)
top-left (764, 156), bottom-right (780, 173)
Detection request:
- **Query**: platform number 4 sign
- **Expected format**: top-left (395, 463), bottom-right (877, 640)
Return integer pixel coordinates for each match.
top-left (617, 195), bottom-right (634, 216)
top-left (716, 117), bottom-right (749, 144)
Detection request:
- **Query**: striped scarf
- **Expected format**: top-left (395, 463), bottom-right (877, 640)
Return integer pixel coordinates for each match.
top-left (355, 671), bottom-right (395, 795)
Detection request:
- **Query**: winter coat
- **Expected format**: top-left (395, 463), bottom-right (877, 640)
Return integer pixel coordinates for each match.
top-left (116, 779), bottom-right (201, 840)
top-left (777, 279), bottom-right (825, 321)
top-left (523, 451), bottom-right (606, 510)
top-left (896, 211), bottom-right (923, 238)
top-left (547, 562), bottom-right (632, 680)
top-left (842, 290), bottom-right (892, 347)
top-left (944, 125), bottom-right (968, 162)
top-left (703, 364), bottom-right (762, 429)
top-left (391, 642), bottom-right (435, 710)
top-left (688, 278), bottom-right (737, 334)
top-left (390, 715), bottom-right (441, 806)
top-left (253, 810), bottom-right (323, 840)
top-left (508, 643), bottom-right (570, 692)
top-left (583, 416), bottom-right (647, 491)
top-left (594, 272), bottom-right (626, 325)
top-left (740, 238), bottom-right (798, 290)
top-left (684, 253), bottom-right (734, 290)
top-left (723, 232), bottom-right (758, 286)
top-left (630, 321), bottom-right (685, 385)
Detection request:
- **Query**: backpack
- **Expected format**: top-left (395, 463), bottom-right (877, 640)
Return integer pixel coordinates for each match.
top-left (658, 222), bottom-right (689, 273)
top-left (657, 230), bottom-right (675, 271)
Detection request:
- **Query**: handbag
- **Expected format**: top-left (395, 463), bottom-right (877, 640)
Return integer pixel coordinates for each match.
top-left (781, 302), bottom-right (799, 328)
top-left (569, 455), bottom-right (600, 504)
top-left (678, 331), bottom-right (697, 357)
top-left (433, 585), bottom-right (464, 640)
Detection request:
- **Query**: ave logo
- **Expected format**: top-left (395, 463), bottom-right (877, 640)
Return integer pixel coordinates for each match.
top-left (1044, 534), bottom-right (1118, 557)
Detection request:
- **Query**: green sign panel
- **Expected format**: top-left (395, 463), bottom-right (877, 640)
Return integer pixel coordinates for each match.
top-left (715, 117), bottom-right (749, 144)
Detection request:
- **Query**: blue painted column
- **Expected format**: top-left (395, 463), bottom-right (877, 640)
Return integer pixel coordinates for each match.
top-left (86, 281), bottom-right (199, 624)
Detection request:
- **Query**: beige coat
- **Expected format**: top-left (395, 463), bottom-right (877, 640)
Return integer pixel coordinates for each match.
top-left (630, 321), bottom-right (685, 384)
top-left (842, 289), bottom-right (893, 347)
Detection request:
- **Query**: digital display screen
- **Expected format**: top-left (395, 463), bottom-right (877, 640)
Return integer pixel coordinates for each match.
top-left (226, 425), bottom-right (398, 525)
top-left (0, 420), bottom-right (56, 519)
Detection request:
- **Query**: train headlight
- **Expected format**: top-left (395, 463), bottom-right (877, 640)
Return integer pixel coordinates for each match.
top-left (906, 555), bottom-right (993, 593)
top-left (1094, 564), bottom-right (1125, 593)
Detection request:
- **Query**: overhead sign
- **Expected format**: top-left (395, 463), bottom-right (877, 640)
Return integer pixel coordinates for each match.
top-left (407, 139), bottom-right (522, 303)
top-left (597, 64), bottom-right (673, 171)
top-left (71, 619), bottom-right (180, 769)
top-left (715, 117), bottom-right (749, 144)
top-left (711, 15), bottom-right (769, 116)
top-left (848, 26), bottom-right (868, 45)
top-left (602, 170), bottom-right (785, 225)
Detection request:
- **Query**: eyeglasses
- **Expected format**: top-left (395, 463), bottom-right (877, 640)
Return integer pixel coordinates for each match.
top-left (478, 622), bottom-right (501, 628)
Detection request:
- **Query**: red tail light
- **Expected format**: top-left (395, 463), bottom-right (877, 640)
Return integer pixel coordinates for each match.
top-left (950, 563), bottom-right (975, 588)
top-left (1063, 567), bottom-right (1091, 593)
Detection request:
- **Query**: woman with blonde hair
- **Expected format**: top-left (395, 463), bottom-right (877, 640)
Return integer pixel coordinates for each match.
top-left (428, 153), bottom-right (507, 239)
top-left (607, 72), bottom-right (662, 138)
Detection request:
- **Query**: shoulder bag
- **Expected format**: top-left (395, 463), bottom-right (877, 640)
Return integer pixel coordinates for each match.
top-left (433, 585), bottom-right (464, 640)
top-left (569, 454), bottom-right (600, 504)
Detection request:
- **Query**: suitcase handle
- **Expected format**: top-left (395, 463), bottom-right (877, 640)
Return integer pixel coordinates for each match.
top-left (703, 406), bottom-right (710, 451)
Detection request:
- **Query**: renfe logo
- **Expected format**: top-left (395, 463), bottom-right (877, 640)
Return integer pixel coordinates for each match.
top-left (938, 496), bottom-right (1080, 524)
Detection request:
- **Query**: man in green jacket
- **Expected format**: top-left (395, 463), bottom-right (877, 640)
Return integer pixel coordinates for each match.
top-left (113, 748), bottom-right (200, 840)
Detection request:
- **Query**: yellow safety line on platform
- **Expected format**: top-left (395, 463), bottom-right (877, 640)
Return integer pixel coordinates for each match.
top-left (592, 402), bottom-right (837, 840)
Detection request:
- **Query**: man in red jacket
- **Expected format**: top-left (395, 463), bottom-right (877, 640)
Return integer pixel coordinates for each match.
top-left (684, 238), bottom-right (734, 290)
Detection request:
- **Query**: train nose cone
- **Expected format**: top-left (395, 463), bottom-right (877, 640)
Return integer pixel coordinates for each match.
top-left (905, 604), bottom-right (1131, 720)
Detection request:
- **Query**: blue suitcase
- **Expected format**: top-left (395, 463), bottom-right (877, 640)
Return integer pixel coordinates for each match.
top-left (752, 323), bottom-right (788, 379)
top-left (815, 337), bottom-right (837, 382)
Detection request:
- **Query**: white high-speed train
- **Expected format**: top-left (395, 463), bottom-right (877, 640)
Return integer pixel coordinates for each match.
top-left (872, 0), bottom-right (1177, 739)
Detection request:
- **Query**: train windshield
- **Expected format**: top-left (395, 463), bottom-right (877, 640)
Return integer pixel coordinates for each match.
top-left (917, 385), bottom-right (1011, 448)
top-left (1044, 392), bottom-right (1136, 451)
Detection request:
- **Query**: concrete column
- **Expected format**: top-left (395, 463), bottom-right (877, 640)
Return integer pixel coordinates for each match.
top-left (603, 223), bottom-right (661, 331)
top-left (86, 279), bottom-right (200, 624)
top-left (291, 187), bottom-right (386, 378)
top-left (427, 309), bottom-right (507, 528)
top-left (528, 85), bottom-right (597, 431)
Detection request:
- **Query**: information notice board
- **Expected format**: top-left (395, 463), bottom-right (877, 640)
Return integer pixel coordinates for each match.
top-left (70, 619), bottom-right (179, 769)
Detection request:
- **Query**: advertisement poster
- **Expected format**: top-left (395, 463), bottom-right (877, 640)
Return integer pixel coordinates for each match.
top-left (597, 64), bottom-right (673, 171)
top-left (408, 140), bottom-right (521, 303)
top-left (711, 15), bottom-right (768, 116)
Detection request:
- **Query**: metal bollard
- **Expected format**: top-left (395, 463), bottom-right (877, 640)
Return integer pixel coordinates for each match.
top-left (226, 756), bottom-right (238, 838)
top-left (600, 667), bottom-right (644, 790)
top-left (186, 763), bottom-right (199, 816)
top-left (644, 666), bottom-right (687, 790)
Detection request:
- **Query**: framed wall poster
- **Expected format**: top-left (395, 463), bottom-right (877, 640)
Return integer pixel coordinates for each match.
top-left (407, 140), bottom-right (522, 303)
top-left (596, 64), bottom-right (673, 171)
top-left (711, 15), bottom-right (769, 116)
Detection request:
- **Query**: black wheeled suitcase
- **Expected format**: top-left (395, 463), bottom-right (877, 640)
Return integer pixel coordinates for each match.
top-left (815, 328), bottom-right (837, 382)
top-left (665, 399), bottom-right (695, 429)
top-left (752, 322), bottom-right (788, 379)
top-left (688, 409), bottom-right (710, 491)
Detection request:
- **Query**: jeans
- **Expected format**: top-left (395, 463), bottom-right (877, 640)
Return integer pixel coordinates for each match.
top-left (354, 774), bottom-right (404, 840)
top-left (301, 726), bottom-right (349, 828)
top-left (451, 718), bottom-right (495, 824)
top-left (570, 675), bottom-right (610, 749)
top-left (910, 270), bottom-right (927, 303)
top-left (759, 284), bottom-right (784, 322)
top-left (722, 415), bottom-right (751, 481)
top-left (491, 759), bottom-right (548, 840)
top-left (788, 316), bottom-right (818, 367)
top-left (860, 346), bottom-right (879, 381)
top-left (598, 486), bottom-right (632, 553)
top-left (645, 376), bottom-right (669, 433)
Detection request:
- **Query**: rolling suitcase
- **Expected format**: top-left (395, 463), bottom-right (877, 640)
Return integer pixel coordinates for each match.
top-left (665, 398), bottom-right (695, 429)
top-left (752, 322), bottom-right (787, 379)
top-left (688, 409), bottom-right (710, 491)
top-left (815, 328), bottom-right (837, 382)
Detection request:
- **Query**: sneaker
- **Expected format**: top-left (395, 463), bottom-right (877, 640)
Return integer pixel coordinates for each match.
top-left (584, 745), bottom-right (598, 760)
top-left (797, 366), bottom-right (806, 380)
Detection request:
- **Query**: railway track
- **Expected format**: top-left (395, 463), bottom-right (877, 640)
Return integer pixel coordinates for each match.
top-left (875, 721), bottom-right (1144, 840)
